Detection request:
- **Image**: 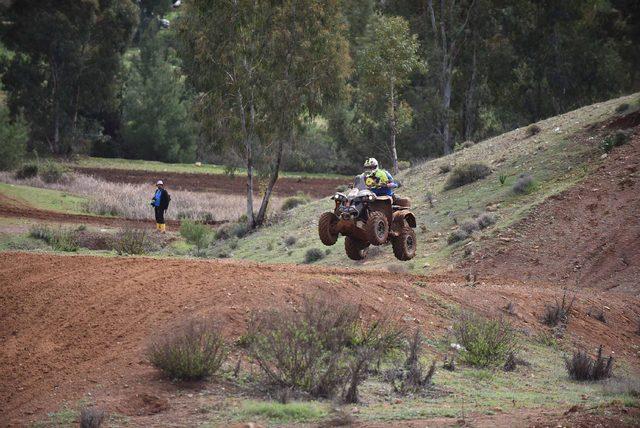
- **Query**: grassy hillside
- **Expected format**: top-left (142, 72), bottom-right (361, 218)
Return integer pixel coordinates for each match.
top-left (210, 93), bottom-right (640, 272)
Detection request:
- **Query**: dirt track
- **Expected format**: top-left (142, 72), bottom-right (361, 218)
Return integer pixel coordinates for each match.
top-left (1, 252), bottom-right (639, 425)
top-left (465, 124), bottom-right (640, 293)
top-left (75, 167), bottom-right (348, 198)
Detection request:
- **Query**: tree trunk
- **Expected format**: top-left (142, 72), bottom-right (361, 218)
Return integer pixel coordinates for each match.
top-left (255, 136), bottom-right (285, 226)
top-left (389, 82), bottom-right (399, 175)
top-left (442, 65), bottom-right (453, 154)
top-left (463, 45), bottom-right (477, 141)
top-left (238, 88), bottom-right (255, 227)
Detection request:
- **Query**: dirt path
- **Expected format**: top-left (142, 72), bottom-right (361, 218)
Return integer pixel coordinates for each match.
top-left (463, 125), bottom-right (640, 294)
top-left (1, 252), bottom-right (638, 425)
top-left (75, 167), bottom-right (349, 198)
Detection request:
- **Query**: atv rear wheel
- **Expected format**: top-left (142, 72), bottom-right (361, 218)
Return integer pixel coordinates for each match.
top-left (366, 211), bottom-right (389, 246)
top-left (318, 212), bottom-right (339, 246)
top-left (392, 227), bottom-right (417, 261)
top-left (345, 236), bottom-right (369, 260)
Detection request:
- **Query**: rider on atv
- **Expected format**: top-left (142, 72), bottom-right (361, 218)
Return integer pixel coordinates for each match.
top-left (362, 158), bottom-right (410, 207)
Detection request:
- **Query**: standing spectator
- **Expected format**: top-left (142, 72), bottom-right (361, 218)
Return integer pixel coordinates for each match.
top-left (151, 180), bottom-right (170, 232)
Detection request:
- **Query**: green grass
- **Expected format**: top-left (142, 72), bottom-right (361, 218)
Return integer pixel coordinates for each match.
top-left (0, 182), bottom-right (89, 215)
top-left (235, 401), bottom-right (329, 424)
top-left (72, 156), bottom-right (349, 180)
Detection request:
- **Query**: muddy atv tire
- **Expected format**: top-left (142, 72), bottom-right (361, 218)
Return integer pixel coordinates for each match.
top-left (392, 226), bottom-right (417, 261)
top-left (366, 211), bottom-right (389, 246)
top-left (318, 212), bottom-right (339, 246)
top-left (345, 236), bottom-right (369, 260)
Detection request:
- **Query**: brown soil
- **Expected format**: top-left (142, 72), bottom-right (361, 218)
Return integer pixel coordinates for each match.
top-left (75, 167), bottom-right (348, 198)
top-left (1, 253), bottom-right (639, 426)
top-left (463, 126), bottom-right (640, 294)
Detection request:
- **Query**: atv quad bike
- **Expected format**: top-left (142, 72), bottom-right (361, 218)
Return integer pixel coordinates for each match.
top-left (318, 186), bottom-right (417, 261)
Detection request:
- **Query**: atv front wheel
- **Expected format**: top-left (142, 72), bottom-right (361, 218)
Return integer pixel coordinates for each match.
top-left (345, 236), bottom-right (369, 260)
top-left (366, 211), bottom-right (389, 246)
top-left (392, 226), bottom-right (416, 261)
top-left (318, 212), bottom-right (339, 246)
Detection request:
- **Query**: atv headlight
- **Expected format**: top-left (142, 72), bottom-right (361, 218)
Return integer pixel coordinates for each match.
top-left (368, 194), bottom-right (375, 201)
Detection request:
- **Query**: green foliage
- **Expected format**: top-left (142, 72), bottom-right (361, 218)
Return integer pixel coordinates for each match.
top-left (14, 162), bottom-right (38, 180)
top-left (180, 220), bottom-right (211, 255)
top-left (614, 103), bottom-right (629, 113)
top-left (447, 229), bottom-right (469, 245)
top-left (29, 225), bottom-right (79, 252)
top-left (214, 221), bottom-right (251, 241)
top-left (0, 106), bottom-right (28, 171)
top-left (600, 131), bottom-right (630, 153)
top-left (1, 0), bottom-right (139, 154)
top-left (281, 195), bottom-right (310, 211)
top-left (453, 312), bottom-right (518, 368)
top-left (111, 228), bottom-right (148, 255)
top-left (304, 248), bottom-right (325, 264)
top-left (525, 124), bottom-right (541, 137)
top-left (39, 161), bottom-right (68, 183)
top-left (238, 401), bottom-right (327, 423)
top-left (444, 163), bottom-right (492, 190)
top-left (121, 24), bottom-right (196, 163)
top-left (512, 173), bottom-right (535, 194)
top-left (283, 235), bottom-right (297, 246)
top-left (499, 174), bottom-right (507, 186)
top-left (148, 319), bottom-right (227, 381)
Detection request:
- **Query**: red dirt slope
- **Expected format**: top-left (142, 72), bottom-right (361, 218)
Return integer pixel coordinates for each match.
top-left (75, 167), bottom-right (348, 198)
top-left (1, 253), bottom-right (638, 425)
top-left (465, 128), bottom-right (640, 294)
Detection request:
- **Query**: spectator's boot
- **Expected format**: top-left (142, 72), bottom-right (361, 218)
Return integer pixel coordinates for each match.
top-left (156, 223), bottom-right (161, 231)
top-left (160, 224), bottom-right (166, 233)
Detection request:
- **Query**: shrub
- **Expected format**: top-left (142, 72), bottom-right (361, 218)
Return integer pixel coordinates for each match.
top-left (512, 173), bottom-right (535, 194)
top-left (542, 291), bottom-right (575, 327)
top-left (460, 220), bottom-right (479, 234)
top-left (281, 194), bottom-right (310, 211)
top-left (214, 221), bottom-right (251, 241)
top-left (447, 229), bottom-right (469, 245)
top-left (615, 103), bottom-right (629, 113)
top-left (0, 107), bottom-right (28, 171)
top-left (454, 140), bottom-right (475, 152)
top-left (284, 235), bottom-right (297, 246)
top-left (453, 312), bottom-right (518, 368)
top-left (438, 164), bottom-right (451, 174)
top-left (600, 131), bottom-right (630, 153)
top-left (444, 163), bottom-right (492, 190)
top-left (239, 401), bottom-right (327, 424)
top-left (587, 307), bottom-right (606, 324)
top-left (476, 212), bottom-right (496, 229)
top-left (111, 228), bottom-right (148, 255)
top-left (148, 319), bottom-right (227, 381)
top-left (180, 220), bottom-right (211, 255)
top-left (499, 174), bottom-right (507, 186)
top-left (398, 160), bottom-right (411, 170)
top-left (335, 184), bottom-right (349, 192)
top-left (247, 296), bottom-right (359, 398)
top-left (304, 248), bottom-right (325, 264)
top-left (388, 330), bottom-right (436, 395)
top-left (525, 124), bottom-right (541, 137)
top-left (29, 225), bottom-right (79, 251)
top-left (565, 345), bottom-right (613, 381)
top-left (80, 407), bottom-right (106, 428)
top-left (14, 162), bottom-right (39, 179)
top-left (39, 161), bottom-right (68, 183)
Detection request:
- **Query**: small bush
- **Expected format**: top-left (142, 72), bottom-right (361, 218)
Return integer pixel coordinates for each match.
top-left (615, 103), bottom-right (629, 113)
top-left (15, 162), bottom-right (39, 179)
top-left (438, 164), bottom-right (451, 174)
top-left (239, 401), bottom-right (327, 424)
top-left (542, 291), bottom-right (575, 327)
top-left (80, 407), bottom-right (106, 428)
top-left (565, 345), bottom-right (613, 381)
top-left (460, 220), bottom-right (479, 234)
top-left (600, 131), bottom-right (630, 153)
top-left (454, 140), bottom-right (475, 152)
top-left (29, 225), bottom-right (79, 251)
top-left (214, 221), bottom-right (251, 241)
top-left (476, 212), bottom-right (496, 229)
top-left (453, 312), bottom-right (518, 368)
top-left (444, 163), bottom-right (492, 190)
top-left (39, 161), bottom-right (68, 183)
top-left (397, 160), bottom-right (411, 170)
top-left (112, 228), bottom-right (148, 255)
top-left (304, 248), bottom-right (325, 264)
top-left (525, 124), bottom-right (541, 137)
top-left (389, 330), bottom-right (437, 395)
top-left (281, 194), bottom-right (310, 211)
top-left (447, 229), bottom-right (469, 245)
top-left (148, 319), bottom-right (227, 381)
top-left (499, 174), bottom-right (507, 186)
top-left (512, 173), bottom-right (535, 194)
top-left (587, 307), bottom-right (606, 324)
top-left (180, 220), bottom-right (211, 255)
top-left (284, 235), bottom-right (297, 246)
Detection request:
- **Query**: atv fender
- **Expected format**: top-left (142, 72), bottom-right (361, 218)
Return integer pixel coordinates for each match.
top-left (392, 210), bottom-right (417, 232)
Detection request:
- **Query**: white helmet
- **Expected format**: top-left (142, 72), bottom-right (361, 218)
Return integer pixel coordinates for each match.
top-left (156, 180), bottom-right (164, 185)
top-left (364, 157), bottom-right (378, 170)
